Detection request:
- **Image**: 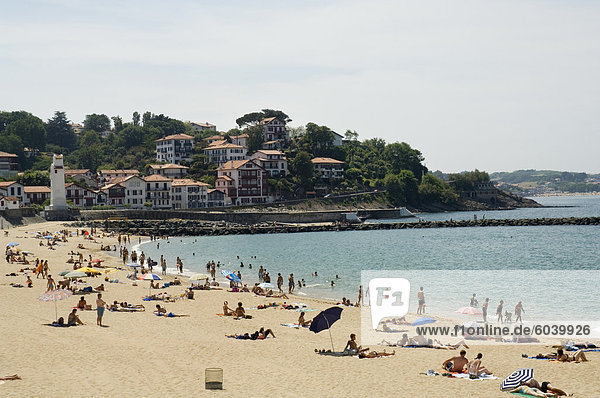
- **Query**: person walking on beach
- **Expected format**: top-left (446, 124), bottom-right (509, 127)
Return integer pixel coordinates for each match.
top-left (160, 255), bottom-right (166, 275)
top-left (417, 287), bottom-right (425, 315)
top-left (514, 301), bottom-right (524, 323)
top-left (358, 285), bottom-right (363, 307)
top-left (482, 298), bottom-right (489, 323)
top-left (277, 273), bottom-right (283, 293)
top-left (96, 293), bottom-right (106, 326)
top-left (46, 275), bottom-right (55, 292)
top-left (496, 300), bottom-right (504, 323)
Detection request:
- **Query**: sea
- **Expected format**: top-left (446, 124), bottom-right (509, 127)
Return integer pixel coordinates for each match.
top-left (132, 195), bottom-right (600, 325)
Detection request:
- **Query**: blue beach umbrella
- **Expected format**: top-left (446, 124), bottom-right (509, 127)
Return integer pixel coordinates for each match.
top-left (501, 368), bottom-right (534, 391)
top-left (6, 242), bottom-right (19, 247)
top-left (411, 317), bottom-right (436, 327)
top-left (143, 273), bottom-right (162, 294)
top-left (126, 263), bottom-right (140, 268)
top-left (221, 270), bottom-right (241, 283)
top-left (43, 235), bottom-right (54, 239)
top-left (310, 306), bottom-right (344, 351)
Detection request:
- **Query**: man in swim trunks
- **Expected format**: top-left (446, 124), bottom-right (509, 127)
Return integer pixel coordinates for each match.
top-left (417, 287), bottom-right (425, 315)
top-left (96, 293), bottom-right (106, 326)
top-left (442, 350), bottom-right (469, 372)
top-left (68, 309), bottom-right (84, 326)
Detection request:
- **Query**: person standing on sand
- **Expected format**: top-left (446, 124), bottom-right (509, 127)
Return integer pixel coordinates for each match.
top-left (358, 285), bottom-right (363, 307)
top-left (496, 300), bottom-right (504, 323)
top-left (277, 273), bottom-right (283, 293)
top-left (161, 255), bottom-right (166, 275)
top-left (514, 301), bottom-right (524, 323)
top-left (288, 273), bottom-right (295, 294)
top-left (417, 287), bottom-right (425, 315)
top-left (96, 293), bottom-right (106, 326)
top-left (482, 298), bottom-right (489, 323)
top-left (46, 275), bottom-right (55, 292)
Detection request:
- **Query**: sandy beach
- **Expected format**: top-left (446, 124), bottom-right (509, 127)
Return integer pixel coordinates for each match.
top-left (1, 221), bottom-right (599, 397)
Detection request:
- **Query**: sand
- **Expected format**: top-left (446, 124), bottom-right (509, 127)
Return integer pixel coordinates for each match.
top-left (1, 221), bottom-right (599, 397)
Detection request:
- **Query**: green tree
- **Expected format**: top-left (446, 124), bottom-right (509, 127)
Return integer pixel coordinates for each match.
top-left (290, 151), bottom-right (313, 187)
top-left (45, 111), bottom-right (76, 150)
top-left (384, 170), bottom-right (419, 206)
top-left (301, 122), bottom-right (335, 156)
top-left (0, 111), bottom-right (46, 151)
top-left (112, 116), bottom-right (124, 132)
top-left (84, 113), bottom-right (111, 132)
top-left (18, 170), bottom-right (50, 186)
top-left (383, 142), bottom-right (427, 181)
top-left (236, 109), bottom-right (290, 127)
top-left (246, 125), bottom-right (264, 154)
top-left (418, 174), bottom-right (458, 204)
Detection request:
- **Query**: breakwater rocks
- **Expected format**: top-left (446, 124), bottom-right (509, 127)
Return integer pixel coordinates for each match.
top-left (73, 216), bottom-right (600, 237)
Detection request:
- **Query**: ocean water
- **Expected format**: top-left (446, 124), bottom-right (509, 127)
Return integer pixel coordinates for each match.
top-left (135, 195), bottom-right (600, 322)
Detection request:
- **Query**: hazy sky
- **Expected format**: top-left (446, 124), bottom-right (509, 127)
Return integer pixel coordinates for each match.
top-left (2, 0), bottom-right (599, 173)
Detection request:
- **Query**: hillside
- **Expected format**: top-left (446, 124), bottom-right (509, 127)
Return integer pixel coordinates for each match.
top-left (490, 170), bottom-right (600, 196)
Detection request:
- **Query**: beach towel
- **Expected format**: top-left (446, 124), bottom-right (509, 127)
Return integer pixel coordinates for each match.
top-left (422, 370), bottom-right (498, 380)
top-left (280, 323), bottom-right (309, 328)
top-left (44, 323), bottom-right (71, 328)
top-left (317, 351), bottom-right (356, 357)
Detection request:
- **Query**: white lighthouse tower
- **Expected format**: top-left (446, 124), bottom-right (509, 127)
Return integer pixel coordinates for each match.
top-left (48, 154), bottom-right (68, 210)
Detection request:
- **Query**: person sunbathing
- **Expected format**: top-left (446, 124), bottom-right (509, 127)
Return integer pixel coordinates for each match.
top-left (359, 350), bottom-right (395, 359)
top-left (266, 290), bottom-right (289, 299)
top-left (298, 312), bottom-right (312, 327)
top-left (77, 297), bottom-right (87, 309)
top-left (95, 283), bottom-right (105, 291)
top-left (68, 309), bottom-right (84, 326)
top-left (258, 327), bottom-right (275, 339)
top-left (442, 350), bottom-right (469, 372)
top-left (556, 348), bottom-right (588, 362)
top-left (467, 353), bottom-right (490, 377)
top-left (155, 304), bottom-right (167, 314)
top-left (507, 385), bottom-right (558, 397)
top-left (522, 379), bottom-right (568, 396)
top-left (344, 333), bottom-right (369, 354)
top-left (251, 284), bottom-right (265, 295)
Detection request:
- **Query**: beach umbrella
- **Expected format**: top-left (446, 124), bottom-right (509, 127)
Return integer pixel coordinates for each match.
top-left (76, 267), bottom-right (101, 275)
top-left (103, 268), bottom-right (119, 274)
top-left (411, 317), bottom-right (436, 326)
top-left (65, 271), bottom-right (87, 279)
top-left (126, 263), bottom-right (140, 268)
top-left (58, 270), bottom-right (72, 276)
top-left (221, 270), bottom-right (241, 283)
top-left (91, 259), bottom-right (104, 263)
top-left (38, 289), bottom-right (72, 321)
top-left (258, 282), bottom-right (275, 290)
top-left (143, 273), bottom-right (162, 295)
top-left (309, 306), bottom-right (344, 351)
top-left (455, 306), bottom-right (483, 315)
top-left (501, 368), bottom-right (534, 391)
top-left (43, 235), bottom-right (54, 239)
top-left (6, 242), bottom-right (19, 247)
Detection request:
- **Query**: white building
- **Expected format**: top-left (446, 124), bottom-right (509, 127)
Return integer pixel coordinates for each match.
top-left (260, 117), bottom-right (288, 143)
top-left (311, 157), bottom-right (345, 179)
top-left (171, 179), bottom-right (209, 209)
top-left (231, 134), bottom-right (249, 148)
top-left (155, 133), bottom-right (195, 164)
top-left (0, 195), bottom-right (19, 210)
top-left (121, 176), bottom-right (147, 208)
top-left (24, 186), bottom-right (51, 205)
top-left (0, 181), bottom-right (25, 204)
top-left (204, 143), bottom-right (247, 165)
top-left (190, 122), bottom-right (217, 133)
top-left (148, 164), bottom-right (189, 179)
top-left (144, 175), bottom-right (172, 209)
top-left (65, 169), bottom-right (98, 188)
top-left (250, 150), bottom-right (288, 177)
top-left (0, 151), bottom-right (19, 178)
top-left (207, 189), bottom-right (226, 207)
top-left (65, 183), bottom-right (97, 207)
top-left (99, 169), bottom-right (139, 185)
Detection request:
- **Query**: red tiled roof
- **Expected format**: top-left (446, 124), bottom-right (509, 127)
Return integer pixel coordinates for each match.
top-left (0, 151), bottom-right (18, 158)
top-left (155, 134), bottom-right (194, 142)
top-left (311, 157), bottom-right (345, 164)
top-left (143, 175), bottom-right (172, 182)
top-left (24, 186), bottom-right (51, 193)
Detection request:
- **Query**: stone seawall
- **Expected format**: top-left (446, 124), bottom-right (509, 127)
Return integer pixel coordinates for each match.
top-left (78, 208), bottom-right (411, 224)
top-left (76, 216), bottom-right (600, 237)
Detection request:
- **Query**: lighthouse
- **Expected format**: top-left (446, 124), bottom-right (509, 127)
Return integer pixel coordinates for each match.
top-left (48, 154), bottom-right (68, 210)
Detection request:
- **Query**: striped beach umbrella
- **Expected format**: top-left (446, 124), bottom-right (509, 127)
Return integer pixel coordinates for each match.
top-left (39, 289), bottom-right (73, 321)
top-left (143, 273), bottom-right (162, 294)
top-left (500, 368), bottom-right (534, 391)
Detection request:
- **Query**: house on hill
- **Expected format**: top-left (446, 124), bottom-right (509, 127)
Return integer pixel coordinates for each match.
top-left (155, 133), bottom-right (195, 164)
top-left (0, 151), bottom-right (19, 178)
top-left (215, 159), bottom-right (271, 206)
top-left (311, 157), bottom-right (345, 179)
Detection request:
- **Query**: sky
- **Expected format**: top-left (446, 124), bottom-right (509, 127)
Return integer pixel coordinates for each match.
top-left (1, 0), bottom-right (599, 173)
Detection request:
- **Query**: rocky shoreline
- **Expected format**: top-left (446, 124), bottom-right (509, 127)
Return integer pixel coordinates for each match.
top-left (72, 216), bottom-right (600, 237)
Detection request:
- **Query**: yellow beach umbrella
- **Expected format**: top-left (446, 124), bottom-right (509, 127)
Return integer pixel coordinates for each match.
top-left (103, 268), bottom-right (119, 274)
top-left (76, 267), bottom-right (101, 275)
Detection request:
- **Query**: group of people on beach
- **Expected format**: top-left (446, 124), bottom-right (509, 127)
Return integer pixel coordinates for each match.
top-left (470, 294), bottom-right (525, 323)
